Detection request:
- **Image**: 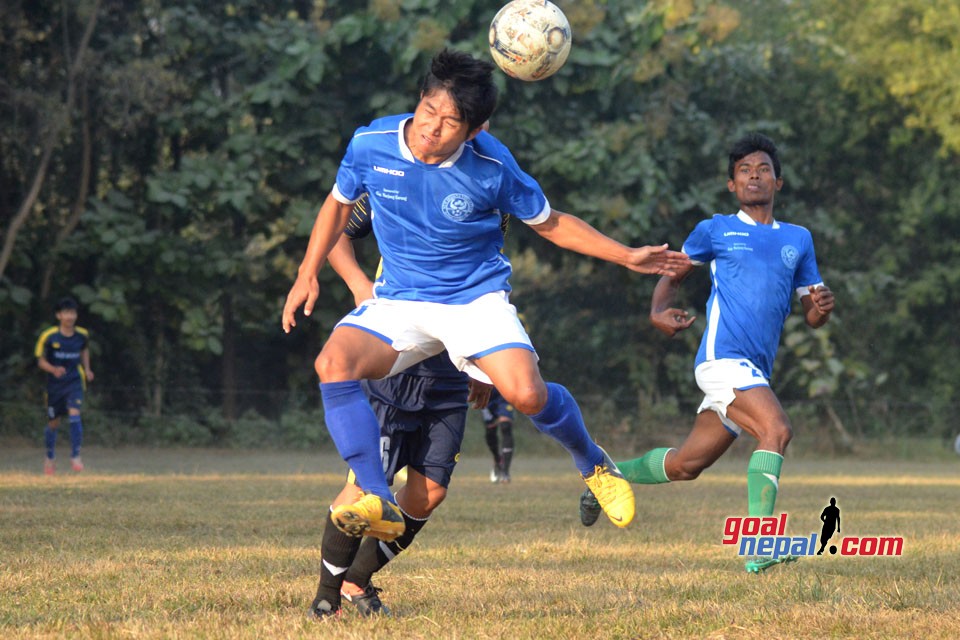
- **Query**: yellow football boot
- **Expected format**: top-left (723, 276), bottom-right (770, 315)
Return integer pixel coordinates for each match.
top-left (581, 448), bottom-right (635, 528)
top-left (331, 494), bottom-right (405, 542)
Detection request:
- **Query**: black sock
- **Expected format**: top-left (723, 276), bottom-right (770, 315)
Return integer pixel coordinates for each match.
top-left (500, 421), bottom-right (514, 474)
top-left (312, 510), bottom-right (362, 610)
top-left (343, 507), bottom-right (429, 588)
top-left (484, 425), bottom-right (500, 467)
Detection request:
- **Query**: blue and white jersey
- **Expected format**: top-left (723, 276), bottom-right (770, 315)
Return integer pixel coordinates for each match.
top-left (332, 114), bottom-right (550, 304)
top-left (684, 211), bottom-right (824, 379)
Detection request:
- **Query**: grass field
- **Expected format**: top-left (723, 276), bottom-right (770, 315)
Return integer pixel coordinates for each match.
top-left (1, 446), bottom-right (958, 639)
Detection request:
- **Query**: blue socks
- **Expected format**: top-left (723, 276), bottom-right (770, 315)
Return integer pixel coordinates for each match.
top-left (45, 415), bottom-right (85, 460)
top-left (529, 383), bottom-right (603, 476)
top-left (45, 426), bottom-right (56, 460)
top-left (320, 381), bottom-right (393, 501)
top-left (69, 415), bottom-right (83, 458)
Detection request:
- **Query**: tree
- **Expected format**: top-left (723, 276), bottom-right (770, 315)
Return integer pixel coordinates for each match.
top-left (805, 0), bottom-right (960, 155)
top-left (0, 0), bottom-right (101, 282)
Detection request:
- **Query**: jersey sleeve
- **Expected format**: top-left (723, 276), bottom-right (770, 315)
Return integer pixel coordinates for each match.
top-left (77, 327), bottom-right (90, 350)
top-left (681, 218), bottom-right (716, 265)
top-left (793, 228), bottom-right (824, 295)
top-left (333, 134), bottom-right (365, 205)
top-left (345, 194), bottom-right (373, 239)
top-left (34, 327), bottom-right (55, 359)
top-left (35, 333), bottom-right (48, 359)
top-left (492, 142), bottom-right (550, 225)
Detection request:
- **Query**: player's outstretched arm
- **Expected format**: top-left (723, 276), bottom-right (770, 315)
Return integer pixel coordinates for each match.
top-left (281, 193), bottom-right (355, 333)
top-left (529, 210), bottom-right (690, 276)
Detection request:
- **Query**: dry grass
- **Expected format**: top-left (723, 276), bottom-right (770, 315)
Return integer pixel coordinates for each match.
top-left (1, 447), bottom-right (958, 639)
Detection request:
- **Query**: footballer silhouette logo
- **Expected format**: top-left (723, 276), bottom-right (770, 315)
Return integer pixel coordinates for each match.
top-left (722, 495), bottom-right (904, 560)
top-left (817, 497), bottom-right (841, 555)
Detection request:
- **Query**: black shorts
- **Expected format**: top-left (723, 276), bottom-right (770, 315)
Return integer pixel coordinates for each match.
top-left (354, 369), bottom-right (468, 489)
top-left (46, 381), bottom-right (84, 419)
top-left (372, 401), bottom-right (466, 488)
top-left (481, 391), bottom-right (514, 425)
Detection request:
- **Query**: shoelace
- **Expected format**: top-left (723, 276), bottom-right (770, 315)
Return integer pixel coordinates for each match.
top-left (590, 464), bottom-right (619, 498)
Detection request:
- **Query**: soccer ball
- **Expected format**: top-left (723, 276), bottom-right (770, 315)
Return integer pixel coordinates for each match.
top-left (488, 0), bottom-right (572, 82)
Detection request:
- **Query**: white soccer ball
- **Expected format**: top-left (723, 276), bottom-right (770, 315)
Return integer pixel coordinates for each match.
top-left (488, 0), bottom-right (572, 82)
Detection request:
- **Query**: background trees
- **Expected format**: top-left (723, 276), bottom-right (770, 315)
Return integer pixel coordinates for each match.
top-left (1, 0), bottom-right (956, 450)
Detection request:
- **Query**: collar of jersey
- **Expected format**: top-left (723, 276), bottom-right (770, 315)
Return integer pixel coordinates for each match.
top-left (736, 210), bottom-right (780, 229)
top-left (397, 117), bottom-right (466, 168)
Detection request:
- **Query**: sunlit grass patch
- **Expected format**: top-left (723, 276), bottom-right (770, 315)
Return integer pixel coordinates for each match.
top-left (1, 448), bottom-right (958, 639)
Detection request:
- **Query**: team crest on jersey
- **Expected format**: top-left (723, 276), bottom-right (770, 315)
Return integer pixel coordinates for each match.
top-left (441, 193), bottom-right (474, 221)
top-left (781, 245), bottom-right (799, 269)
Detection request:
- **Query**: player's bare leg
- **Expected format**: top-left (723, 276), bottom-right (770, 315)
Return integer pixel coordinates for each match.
top-left (476, 348), bottom-right (635, 527)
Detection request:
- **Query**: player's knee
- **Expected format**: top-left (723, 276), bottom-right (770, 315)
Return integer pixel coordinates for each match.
top-left (424, 486), bottom-right (447, 513)
top-left (314, 351), bottom-right (353, 382)
top-left (507, 386), bottom-right (547, 415)
top-left (769, 422), bottom-right (793, 452)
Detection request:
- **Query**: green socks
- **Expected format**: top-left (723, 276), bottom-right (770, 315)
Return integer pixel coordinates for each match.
top-left (616, 447), bottom-right (784, 516)
top-left (747, 449), bottom-right (783, 517)
top-left (617, 447), bottom-right (673, 484)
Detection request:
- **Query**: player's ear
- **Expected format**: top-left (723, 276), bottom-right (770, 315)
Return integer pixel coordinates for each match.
top-left (465, 126), bottom-right (485, 141)
top-left (727, 178), bottom-right (736, 193)
top-left (775, 176), bottom-right (784, 191)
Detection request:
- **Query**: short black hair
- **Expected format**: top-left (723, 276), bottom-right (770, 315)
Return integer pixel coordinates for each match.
top-left (420, 48), bottom-right (497, 132)
top-left (54, 296), bottom-right (78, 312)
top-left (728, 133), bottom-right (781, 179)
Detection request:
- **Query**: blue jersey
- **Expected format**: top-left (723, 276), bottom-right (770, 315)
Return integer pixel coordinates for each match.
top-left (333, 114), bottom-right (550, 304)
top-left (34, 326), bottom-right (89, 389)
top-left (683, 211), bottom-right (823, 379)
top-left (345, 195), bottom-right (470, 413)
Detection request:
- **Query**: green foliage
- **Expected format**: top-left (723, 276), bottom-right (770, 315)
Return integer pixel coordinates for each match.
top-left (806, 0), bottom-right (960, 155)
top-left (2, 0), bottom-right (959, 446)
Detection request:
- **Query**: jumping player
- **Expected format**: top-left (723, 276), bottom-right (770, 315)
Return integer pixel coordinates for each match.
top-left (579, 133), bottom-right (835, 574)
top-left (35, 296), bottom-right (94, 474)
top-left (282, 48), bottom-right (689, 559)
top-left (309, 194), bottom-right (490, 619)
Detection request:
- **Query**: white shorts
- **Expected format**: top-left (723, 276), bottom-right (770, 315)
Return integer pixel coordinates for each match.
top-left (694, 358), bottom-right (770, 436)
top-left (335, 291), bottom-right (537, 384)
